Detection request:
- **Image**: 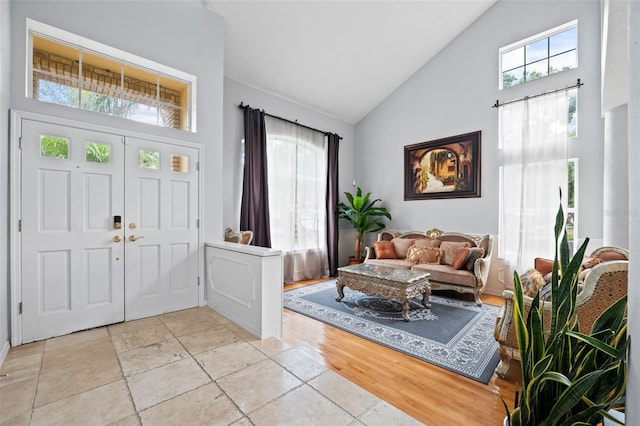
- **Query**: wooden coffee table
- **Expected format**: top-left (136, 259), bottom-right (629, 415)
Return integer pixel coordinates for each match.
top-left (336, 263), bottom-right (431, 321)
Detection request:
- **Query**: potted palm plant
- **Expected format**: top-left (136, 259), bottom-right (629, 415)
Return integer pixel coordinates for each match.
top-left (504, 195), bottom-right (627, 425)
top-left (337, 187), bottom-right (391, 264)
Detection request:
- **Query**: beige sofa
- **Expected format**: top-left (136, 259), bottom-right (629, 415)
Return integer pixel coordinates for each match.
top-left (493, 247), bottom-right (629, 378)
top-left (364, 228), bottom-right (493, 305)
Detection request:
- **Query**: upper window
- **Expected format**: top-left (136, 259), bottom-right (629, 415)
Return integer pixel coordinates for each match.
top-left (500, 21), bottom-right (577, 89)
top-left (27, 19), bottom-right (196, 132)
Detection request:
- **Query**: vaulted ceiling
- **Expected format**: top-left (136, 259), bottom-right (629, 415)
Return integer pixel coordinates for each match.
top-left (206, 1), bottom-right (497, 124)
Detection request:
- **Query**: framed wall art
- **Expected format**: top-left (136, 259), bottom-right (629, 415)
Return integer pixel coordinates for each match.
top-left (404, 131), bottom-right (481, 200)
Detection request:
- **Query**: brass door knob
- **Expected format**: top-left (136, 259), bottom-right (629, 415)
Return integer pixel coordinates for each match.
top-left (112, 235), bottom-right (122, 243)
top-left (129, 235), bottom-right (144, 242)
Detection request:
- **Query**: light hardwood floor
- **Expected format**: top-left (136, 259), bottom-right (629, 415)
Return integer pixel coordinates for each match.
top-left (281, 280), bottom-right (519, 425)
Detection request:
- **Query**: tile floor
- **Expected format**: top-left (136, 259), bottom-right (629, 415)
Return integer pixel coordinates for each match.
top-left (0, 306), bottom-right (422, 425)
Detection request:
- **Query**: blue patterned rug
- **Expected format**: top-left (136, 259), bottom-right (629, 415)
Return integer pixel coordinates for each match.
top-left (284, 280), bottom-right (501, 383)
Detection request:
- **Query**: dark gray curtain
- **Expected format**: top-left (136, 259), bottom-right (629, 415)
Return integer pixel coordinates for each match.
top-left (326, 133), bottom-right (340, 276)
top-left (240, 107), bottom-right (271, 248)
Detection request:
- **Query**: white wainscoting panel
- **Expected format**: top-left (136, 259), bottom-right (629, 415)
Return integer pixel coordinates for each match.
top-left (205, 242), bottom-right (283, 339)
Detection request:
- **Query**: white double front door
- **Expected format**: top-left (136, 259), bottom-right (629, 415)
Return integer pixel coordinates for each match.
top-left (20, 118), bottom-right (200, 343)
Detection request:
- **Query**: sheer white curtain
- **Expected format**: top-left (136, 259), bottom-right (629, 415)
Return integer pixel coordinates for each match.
top-left (265, 116), bottom-right (329, 283)
top-left (499, 90), bottom-right (569, 273)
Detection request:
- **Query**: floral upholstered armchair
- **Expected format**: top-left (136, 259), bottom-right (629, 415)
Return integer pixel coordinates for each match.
top-left (493, 247), bottom-right (629, 378)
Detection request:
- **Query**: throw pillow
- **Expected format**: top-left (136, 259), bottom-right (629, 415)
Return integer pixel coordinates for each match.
top-left (534, 258), bottom-right (554, 276)
top-left (406, 245), bottom-right (442, 264)
top-left (440, 241), bottom-right (471, 266)
top-left (596, 251), bottom-right (627, 261)
top-left (520, 268), bottom-right (546, 298)
top-left (464, 247), bottom-right (485, 271)
top-left (451, 247), bottom-right (471, 270)
top-left (374, 241), bottom-right (396, 259)
top-left (413, 238), bottom-right (441, 248)
top-left (391, 238), bottom-right (416, 259)
top-left (581, 256), bottom-right (602, 270)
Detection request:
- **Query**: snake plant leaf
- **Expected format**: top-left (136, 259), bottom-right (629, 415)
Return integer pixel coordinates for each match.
top-left (528, 298), bottom-right (545, 364)
top-left (591, 296), bottom-right (627, 335)
top-left (546, 366), bottom-right (618, 423)
top-left (565, 331), bottom-right (620, 358)
top-left (532, 354), bottom-right (553, 377)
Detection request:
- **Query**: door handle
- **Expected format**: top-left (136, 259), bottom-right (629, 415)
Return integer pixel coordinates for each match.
top-left (129, 235), bottom-right (144, 242)
top-left (112, 235), bottom-right (122, 243)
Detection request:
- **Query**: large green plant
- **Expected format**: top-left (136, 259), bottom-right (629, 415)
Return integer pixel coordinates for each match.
top-left (504, 197), bottom-right (627, 425)
top-left (337, 187), bottom-right (391, 260)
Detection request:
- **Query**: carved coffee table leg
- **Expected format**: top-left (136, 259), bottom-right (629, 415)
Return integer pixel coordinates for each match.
top-left (422, 285), bottom-right (431, 308)
top-left (401, 296), bottom-right (410, 321)
top-left (336, 281), bottom-right (345, 302)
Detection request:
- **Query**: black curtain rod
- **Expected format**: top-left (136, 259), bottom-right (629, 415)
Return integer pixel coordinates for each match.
top-left (492, 79), bottom-right (584, 108)
top-left (239, 102), bottom-right (343, 140)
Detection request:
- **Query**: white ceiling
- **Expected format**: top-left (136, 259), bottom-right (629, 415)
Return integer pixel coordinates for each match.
top-left (206, 1), bottom-right (497, 124)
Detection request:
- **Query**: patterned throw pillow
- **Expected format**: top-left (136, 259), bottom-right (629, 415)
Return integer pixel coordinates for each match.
top-left (464, 247), bottom-right (485, 271)
top-left (374, 241), bottom-right (396, 259)
top-left (451, 247), bottom-right (471, 270)
top-left (581, 256), bottom-right (602, 270)
top-left (391, 238), bottom-right (416, 259)
top-left (406, 246), bottom-right (442, 264)
top-left (520, 268), bottom-right (546, 298)
top-left (440, 241), bottom-right (471, 266)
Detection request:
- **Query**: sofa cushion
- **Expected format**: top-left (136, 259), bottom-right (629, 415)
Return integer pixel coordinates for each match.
top-left (391, 238), bottom-right (416, 258)
top-left (452, 247), bottom-right (471, 270)
top-left (406, 246), bottom-right (441, 264)
top-left (464, 247), bottom-right (485, 271)
top-left (440, 241), bottom-right (471, 266)
top-left (365, 259), bottom-right (413, 270)
top-left (374, 241), bottom-right (396, 259)
top-left (413, 239), bottom-right (441, 248)
top-left (411, 264), bottom-right (477, 288)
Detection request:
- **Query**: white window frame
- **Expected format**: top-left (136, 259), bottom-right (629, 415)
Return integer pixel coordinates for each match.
top-left (567, 157), bottom-right (579, 254)
top-left (26, 19), bottom-right (197, 133)
top-left (499, 20), bottom-right (578, 90)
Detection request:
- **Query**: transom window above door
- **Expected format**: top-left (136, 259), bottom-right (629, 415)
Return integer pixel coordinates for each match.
top-left (27, 19), bottom-right (197, 132)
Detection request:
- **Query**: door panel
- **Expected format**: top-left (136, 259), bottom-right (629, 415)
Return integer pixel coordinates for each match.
top-left (124, 137), bottom-right (199, 320)
top-left (20, 119), bottom-right (200, 342)
top-left (21, 120), bottom-right (125, 342)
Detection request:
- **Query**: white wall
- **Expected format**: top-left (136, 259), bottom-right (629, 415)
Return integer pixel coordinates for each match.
top-left (0, 0), bottom-right (12, 361)
top-left (355, 0), bottom-right (603, 294)
top-left (223, 78), bottom-right (356, 265)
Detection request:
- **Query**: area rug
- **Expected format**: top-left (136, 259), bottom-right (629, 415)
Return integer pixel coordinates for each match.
top-left (284, 280), bottom-right (501, 383)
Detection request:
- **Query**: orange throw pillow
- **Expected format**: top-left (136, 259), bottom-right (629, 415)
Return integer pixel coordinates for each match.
top-left (374, 241), bottom-right (397, 259)
top-left (452, 247), bottom-right (471, 270)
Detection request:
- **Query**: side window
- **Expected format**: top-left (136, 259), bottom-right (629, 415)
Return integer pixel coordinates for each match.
top-left (85, 142), bottom-right (111, 163)
top-left (40, 135), bottom-right (69, 159)
top-left (500, 21), bottom-right (577, 89)
top-left (139, 150), bottom-right (160, 170)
